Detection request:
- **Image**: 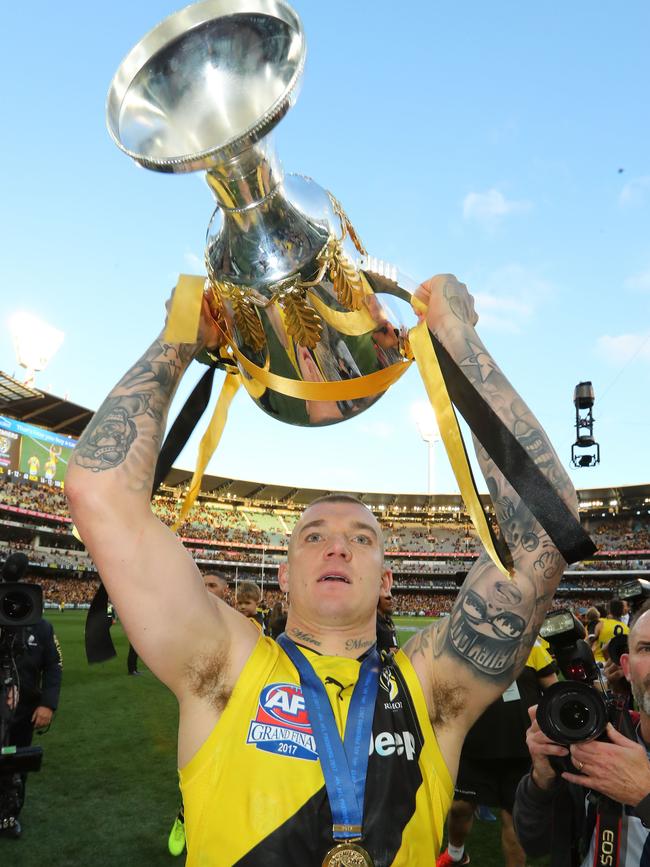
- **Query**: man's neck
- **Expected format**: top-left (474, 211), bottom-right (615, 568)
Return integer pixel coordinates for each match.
top-left (284, 615), bottom-right (377, 659)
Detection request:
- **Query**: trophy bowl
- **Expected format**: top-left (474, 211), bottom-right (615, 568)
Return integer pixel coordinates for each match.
top-left (106, 0), bottom-right (305, 173)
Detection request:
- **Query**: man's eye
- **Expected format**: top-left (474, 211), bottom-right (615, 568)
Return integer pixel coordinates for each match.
top-left (352, 535), bottom-right (371, 545)
top-left (305, 533), bottom-right (322, 542)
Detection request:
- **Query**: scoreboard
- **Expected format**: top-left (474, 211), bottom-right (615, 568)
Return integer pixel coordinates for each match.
top-left (0, 415), bottom-right (77, 486)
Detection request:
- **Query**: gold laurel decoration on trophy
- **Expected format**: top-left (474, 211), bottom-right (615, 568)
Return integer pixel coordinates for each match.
top-left (225, 284), bottom-right (267, 353)
top-left (328, 193), bottom-right (367, 257)
top-left (324, 239), bottom-right (366, 312)
top-left (276, 285), bottom-right (323, 349)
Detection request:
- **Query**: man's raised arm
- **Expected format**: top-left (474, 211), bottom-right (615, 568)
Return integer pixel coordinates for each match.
top-left (406, 275), bottom-right (579, 741)
top-left (65, 299), bottom-right (255, 697)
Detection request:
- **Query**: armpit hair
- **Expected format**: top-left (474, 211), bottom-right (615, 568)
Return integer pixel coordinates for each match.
top-left (429, 675), bottom-right (468, 729)
top-left (184, 648), bottom-right (232, 713)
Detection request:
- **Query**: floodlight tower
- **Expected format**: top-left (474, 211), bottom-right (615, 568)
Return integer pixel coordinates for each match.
top-left (411, 401), bottom-right (441, 494)
top-left (571, 381), bottom-right (600, 468)
top-left (9, 312), bottom-right (64, 387)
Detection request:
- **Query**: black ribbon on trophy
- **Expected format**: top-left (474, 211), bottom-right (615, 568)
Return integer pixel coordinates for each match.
top-left (84, 0), bottom-right (595, 664)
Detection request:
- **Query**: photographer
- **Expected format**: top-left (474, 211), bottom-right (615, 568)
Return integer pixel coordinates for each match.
top-left (1, 554), bottom-right (62, 837)
top-left (513, 608), bottom-right (650, 867)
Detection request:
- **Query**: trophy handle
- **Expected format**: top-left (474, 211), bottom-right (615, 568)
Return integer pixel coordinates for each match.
top-left (360, 257), bottom-right (419, 306)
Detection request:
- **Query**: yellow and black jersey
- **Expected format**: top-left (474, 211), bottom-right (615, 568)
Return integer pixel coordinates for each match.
top-left (179, 636), bottom-right (452, 866)
top-left (594, 617), bottom-right (629, 663)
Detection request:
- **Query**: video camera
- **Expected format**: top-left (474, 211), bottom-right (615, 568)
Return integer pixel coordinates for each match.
top-left (0, 553), bottom-right (44, 835)
top-left (536, 608), bottom-right (635, 747)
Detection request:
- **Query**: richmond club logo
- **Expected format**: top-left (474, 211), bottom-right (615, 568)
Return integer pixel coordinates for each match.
top-left (246, 683), bottom-right (318, 761)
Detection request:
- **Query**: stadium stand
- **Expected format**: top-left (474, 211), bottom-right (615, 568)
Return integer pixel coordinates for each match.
top-left (2, 471), bottom-right (650, 616)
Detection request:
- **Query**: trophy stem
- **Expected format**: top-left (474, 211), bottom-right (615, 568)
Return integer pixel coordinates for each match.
top-left (205, 136), bottom-right (283, 212)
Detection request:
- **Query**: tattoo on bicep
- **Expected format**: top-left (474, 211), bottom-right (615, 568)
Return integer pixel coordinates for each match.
top-left (446, 575), bottom-right (531, 679)
top-left (534, 546), bottom-right (563, 580)
top-left (71, 341), bottom-right (193, 484)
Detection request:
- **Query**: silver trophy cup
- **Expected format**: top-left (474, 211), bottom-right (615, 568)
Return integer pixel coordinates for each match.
top-left (107, 0), bottom-right (412, 427)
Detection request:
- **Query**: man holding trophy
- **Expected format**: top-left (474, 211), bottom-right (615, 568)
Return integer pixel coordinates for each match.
top-left (67, 2), bottom-right (594, 864)
top-left (66, 275), bottom-right (580, 867)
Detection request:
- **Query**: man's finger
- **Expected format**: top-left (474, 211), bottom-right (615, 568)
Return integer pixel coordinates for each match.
top-left (561, 771), bottom-right (594, 789)
top-left (605, 722), bottom-right (633, 745)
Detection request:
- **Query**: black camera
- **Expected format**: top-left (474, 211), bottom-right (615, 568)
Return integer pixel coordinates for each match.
top-left (536, 609), bottom-right (634, 746)
top-left (618, 577), bottom-right (650, 613)
top-left (0, 552), bottom-right (43, 630)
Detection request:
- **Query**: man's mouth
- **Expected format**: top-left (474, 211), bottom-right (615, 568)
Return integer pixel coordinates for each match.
top-left (318, 573), bottom-right (351, 584)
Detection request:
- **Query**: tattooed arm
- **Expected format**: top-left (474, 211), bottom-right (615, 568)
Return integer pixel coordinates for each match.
top-left (65, 299), bottom-right (257, 703)
top-left (404, 275), bottom-right (577, 764)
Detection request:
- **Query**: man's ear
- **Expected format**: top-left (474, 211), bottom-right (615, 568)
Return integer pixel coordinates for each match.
top-left (381, 567), bottom-right (393, 595)
top-left (278, 561), bottom-right (289, 593)
top-left (620, 652), bottom-right (631, 682)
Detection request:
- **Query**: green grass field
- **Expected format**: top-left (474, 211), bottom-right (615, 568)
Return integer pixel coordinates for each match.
top-left (1, 612), bottom-right (547, 866)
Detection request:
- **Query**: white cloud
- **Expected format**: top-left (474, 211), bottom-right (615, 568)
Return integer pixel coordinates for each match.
top-left (472, 264), bottom-right (554, 333)
top-left (619, 176), bottom-right (650, 207)
top-left (462, 188), bottom-right (531, 226)
top-left (184, 251), bottom-right (204, 272)
top-left (624, 267), bottom-right (650, 293)
top-left (597, 332), bottom-right (650, 364)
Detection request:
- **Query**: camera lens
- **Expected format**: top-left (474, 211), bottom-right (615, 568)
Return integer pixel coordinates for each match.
top-left (537, 681), bottom-right (608, 745)
top-left (559, 700), bottom-right (590, 731)
top-left (1, 590), bottom-right (34, 621)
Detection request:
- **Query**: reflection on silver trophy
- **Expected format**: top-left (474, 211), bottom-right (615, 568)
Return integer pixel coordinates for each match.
top-left (107, 0), bottom-right (413, 428)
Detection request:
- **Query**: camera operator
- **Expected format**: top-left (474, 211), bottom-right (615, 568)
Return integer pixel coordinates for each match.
top-left (2, 555), bottom-right (62, 837)
top-left (513, 607), bottom-right (650, 867)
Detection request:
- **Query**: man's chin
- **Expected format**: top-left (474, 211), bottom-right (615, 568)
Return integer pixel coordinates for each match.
top-left (632, 685), bottom-right (650, 716)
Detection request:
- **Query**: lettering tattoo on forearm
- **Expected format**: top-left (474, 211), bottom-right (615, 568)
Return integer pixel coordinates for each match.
top-left (71, 340), bottom-right (196, 492)
top-left (290, 629), bottom-right (322, 648)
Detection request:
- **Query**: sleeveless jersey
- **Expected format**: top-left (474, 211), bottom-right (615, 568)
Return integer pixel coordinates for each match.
top-left (179, 636), bottom-right (453, 866)
top-left (594, 617), bottom-right (629, 663)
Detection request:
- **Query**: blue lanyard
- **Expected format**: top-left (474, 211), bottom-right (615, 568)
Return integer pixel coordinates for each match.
top-left (277, 633), bottom-right (380, 840)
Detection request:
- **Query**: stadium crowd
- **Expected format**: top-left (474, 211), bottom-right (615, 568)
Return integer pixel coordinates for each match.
top-left (2, 477), bottom-right (649, 621)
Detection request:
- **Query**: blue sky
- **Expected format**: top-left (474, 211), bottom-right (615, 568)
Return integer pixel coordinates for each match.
top-left (1, 1), bottom-right (648, 495)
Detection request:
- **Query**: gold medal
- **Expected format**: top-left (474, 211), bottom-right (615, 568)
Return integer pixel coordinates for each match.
top-left (322, 842), bottom-right (374, 867)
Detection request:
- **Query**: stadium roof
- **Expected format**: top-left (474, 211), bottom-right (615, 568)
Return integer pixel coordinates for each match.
top-left (162, 470), bottom-right (650, 514)
top-left (0, 370), bottom-right (94, 437)
top-left (162, 468), bottom-right (472, 509)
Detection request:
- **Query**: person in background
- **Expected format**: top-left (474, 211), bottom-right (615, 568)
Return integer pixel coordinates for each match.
top-left (3, 553), bottom-right (63, 838)
top-left (437, 639), bottom-right (557, 866)
top-left (593, 598), bottom-right (629, 666)
top-left (267, 600), bottom-right (288, 640)
top-left (376, 589), bottom-right (399, 654)
top-left (235, 580), bottom-right (265, 632)
top-left (513, 607), bottom-right (650, 866)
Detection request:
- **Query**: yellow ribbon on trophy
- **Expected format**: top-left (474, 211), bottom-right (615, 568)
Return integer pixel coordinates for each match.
top-left (163, 273), bottom-right (511, 578)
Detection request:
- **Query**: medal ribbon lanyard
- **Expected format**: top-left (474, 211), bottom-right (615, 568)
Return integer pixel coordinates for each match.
top-left (277, 634), bottom-right (380, 840)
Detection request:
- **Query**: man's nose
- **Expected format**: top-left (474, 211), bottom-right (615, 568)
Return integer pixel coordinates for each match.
top-left (324, 535), bottom-right (351, 559)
